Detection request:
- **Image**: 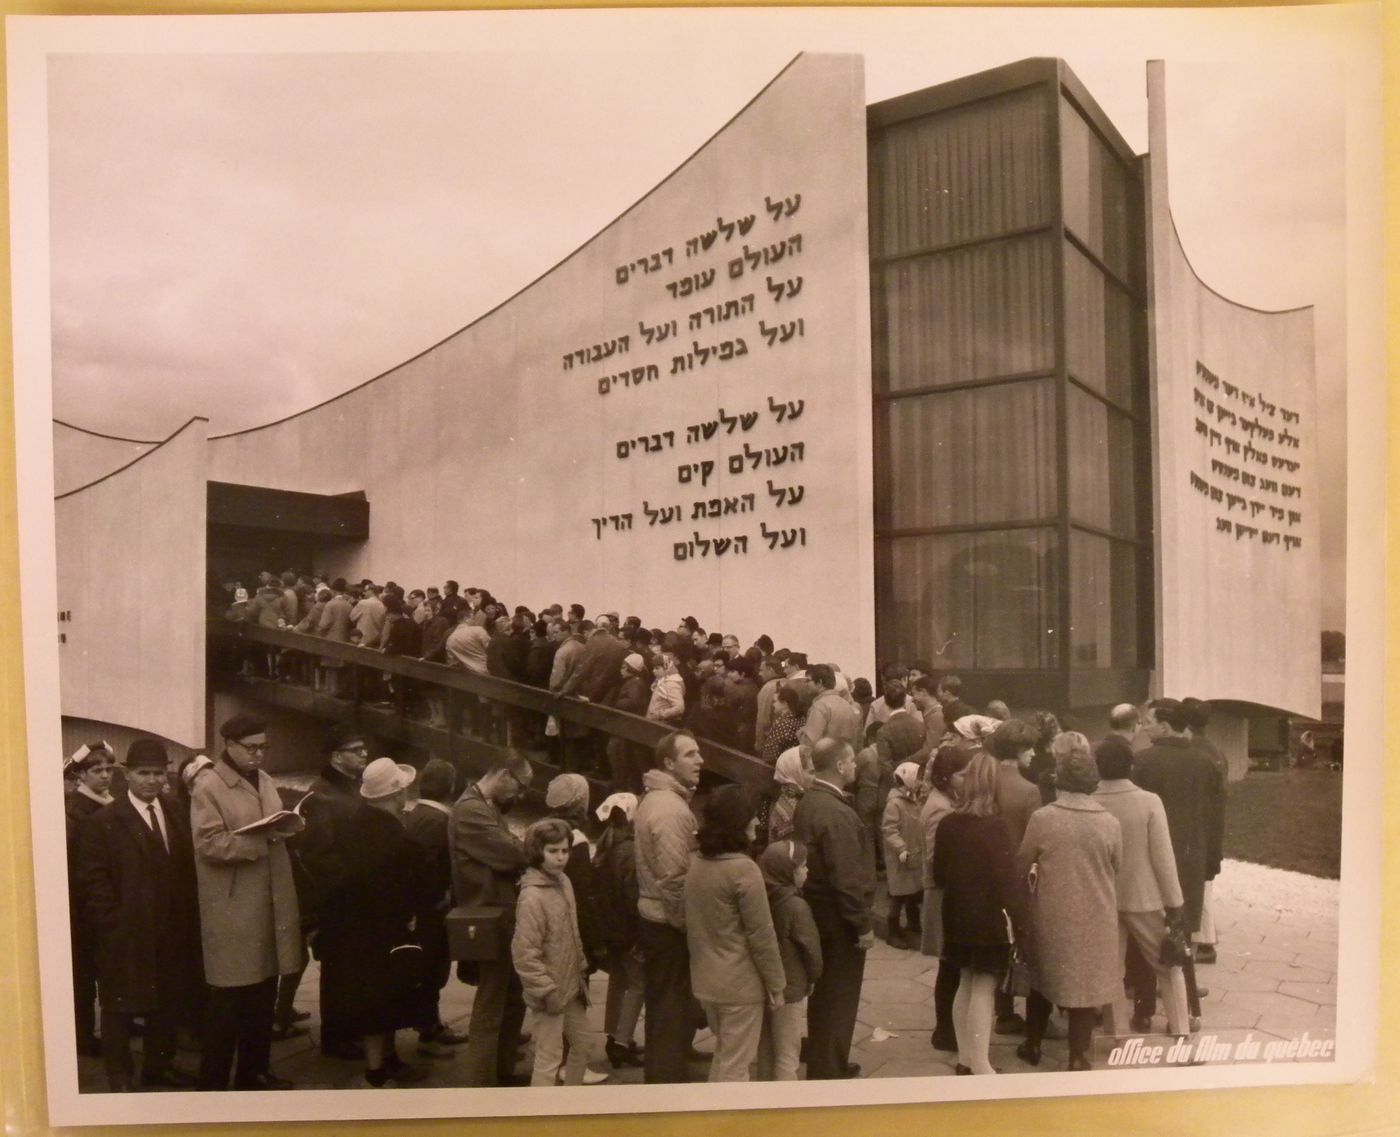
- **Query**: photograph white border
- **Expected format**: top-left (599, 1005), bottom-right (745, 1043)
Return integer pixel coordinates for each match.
top-left (6, 6), bottom-right (1384, 1127)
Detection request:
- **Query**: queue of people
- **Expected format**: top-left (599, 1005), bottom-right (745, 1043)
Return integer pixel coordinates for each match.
top-left (65, 566), bottom-right (1233, 1087)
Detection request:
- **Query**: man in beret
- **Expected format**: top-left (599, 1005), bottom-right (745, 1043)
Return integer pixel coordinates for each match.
top-left (77, 737), bottom-right (201, 1091)
top-left (190, 714), bottom-right (302, 1091)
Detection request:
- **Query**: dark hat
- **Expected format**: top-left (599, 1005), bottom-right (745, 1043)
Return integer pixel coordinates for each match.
top-left (125, 737), bottom-right (169, 769)
top-left (219, 712), bottom-right (267, 742)
top-left (323, 721), bottom-right (368, 754)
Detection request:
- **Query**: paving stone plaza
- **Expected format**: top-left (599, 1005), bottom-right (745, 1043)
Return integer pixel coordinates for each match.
top-left (74, 855), bottom-right (1337, 1090)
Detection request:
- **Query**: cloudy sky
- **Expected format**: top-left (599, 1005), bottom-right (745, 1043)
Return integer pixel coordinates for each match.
top-left (28, 6), bottom-right (1375, 624)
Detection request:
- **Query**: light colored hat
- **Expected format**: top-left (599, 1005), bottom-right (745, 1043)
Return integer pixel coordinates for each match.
top-left (360, 757), bottom-right (416, 799)
top-left (623, 653), bottom-right (647, 675)
top-left (893, 761), bottom-right (922, 792)
top-left (180, 754), bottom-right (214, 791)
top-left (595, 792), bottom-right (638, 823)
top-left (545, 772), bottom-right (590, 811)
top-left (64, 739), bottom-right (113, 775)
top-left (953, 714), bottom-right (1002, 742)
top-left (774, 747), bottom-right (810, 788)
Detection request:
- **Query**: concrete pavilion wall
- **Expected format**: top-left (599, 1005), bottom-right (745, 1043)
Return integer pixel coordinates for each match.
top-left (55, 418), bottom-right (208, 748)
top-left (1145, 62), bottom-right (1321, 721)
top-left (53, 420), bottom-right (156, 497)
top-left (207, 54), bottom-right (877, 676)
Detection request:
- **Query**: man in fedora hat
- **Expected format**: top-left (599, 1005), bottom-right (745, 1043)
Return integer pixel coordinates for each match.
top-left (190, 714), bottom-right (301, 1091)
top-left (77, 737), bottom-right (201, 1091)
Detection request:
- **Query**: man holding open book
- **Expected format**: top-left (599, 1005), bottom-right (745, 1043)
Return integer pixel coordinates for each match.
top-left (189, 713), bottom-right (304, 1091)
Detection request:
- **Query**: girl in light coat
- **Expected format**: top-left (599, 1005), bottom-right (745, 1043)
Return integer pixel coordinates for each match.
top-left (511, 818), bottom-right (607, 1086)
top-left (881, 761), bottom-right (925, 949)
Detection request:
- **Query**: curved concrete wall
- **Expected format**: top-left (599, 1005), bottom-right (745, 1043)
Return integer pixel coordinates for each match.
top-left (55, 419), bottom-right (208, 747)
top-left (1146, 63), bottom-right (1320, 719)
top-left (207, 54), bottom-right (876, 674)
top-left (53, 420), bottom-right (156, 497)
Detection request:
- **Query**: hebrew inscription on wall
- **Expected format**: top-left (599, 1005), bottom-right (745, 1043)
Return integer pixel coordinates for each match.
top-left (1187, 361), bottom-right (1305, 550)
top-left (577, 192), bottom-right (818, 562)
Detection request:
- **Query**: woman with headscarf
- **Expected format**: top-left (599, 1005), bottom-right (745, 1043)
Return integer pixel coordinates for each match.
top-left (645, 650), bottom-right (686, 727)
top-left (933, 751), bottom-right (1030, 1075)
top-left (766, 748), bottom-right (811, 845)
top-left (919, 742), bottom-right (977, 1052)
top-left (684, 785), bottom-right (785, 1082)
top-left (755, 840), bottom-right (822, 1080)
top-left (880, 761), bottom-right (925, 949)
top-left (543, 773), bottom-right (605, 973)
top-left (591, 792), bottom-right (645, 1069)
top-left (1015, 732), bottom-right (1123, 1071)
top-left (64, 741), bottom-right (116, 1057)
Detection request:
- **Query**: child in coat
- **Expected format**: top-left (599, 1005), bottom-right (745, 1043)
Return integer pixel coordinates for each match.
top-left (591, 792), bottom-right (644, 1068)
top-left (511, 818), bottom-right (607, 1086)
top-left (882, 761), bottom-right (926, 949)
top-left (755, 840), bottom-right (823, 1080)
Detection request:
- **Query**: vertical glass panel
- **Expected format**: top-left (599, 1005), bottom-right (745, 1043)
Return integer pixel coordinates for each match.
top-left (878, 235), bottom-right (1055, 391)
top-left (1066, 385), bottom-right (1138, 538)
top-left (1069, 532), bottom-right (1140, 667)
top-left (1059, 98), bottom-right (1137, 283)
top-left (1064, 242), bottom-right (1138, 411)
top-left (870, 86), bottom-right (1053, 259)
top-left (877, 529), bottom-right (1059, 670)
top-left (886, 380), bottom-right (1055, 530)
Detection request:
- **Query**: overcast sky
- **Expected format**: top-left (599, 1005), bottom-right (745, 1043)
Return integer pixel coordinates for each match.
top-left (33, 6), bottom-right (1370, 624)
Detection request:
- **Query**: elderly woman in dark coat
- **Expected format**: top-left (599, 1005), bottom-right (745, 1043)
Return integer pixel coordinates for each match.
top-left (317, 758), bottom-right (439, 1087)
top-left (1015, 732), bottom-right (1123, 1071)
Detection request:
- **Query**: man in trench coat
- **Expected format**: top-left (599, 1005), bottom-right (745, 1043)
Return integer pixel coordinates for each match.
top-left (190, 714), bottom-right (302, 1091)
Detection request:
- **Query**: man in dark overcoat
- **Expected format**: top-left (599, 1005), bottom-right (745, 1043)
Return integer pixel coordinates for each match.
top-left (402, 757), bottom-right (465, 1052)
top-left (294, 723), bottom-right (370, 1058)
top-left (794, 738), bottom-right (875, 1079)
top-left (1130, 699), bottom-right (1225, 1019)
top-left (77, 737), bottom-right (201, 1091)
top-left (450, 751), bottom-right (534, 1086)
top-left (1132, 698), bottom-right (1226, 937)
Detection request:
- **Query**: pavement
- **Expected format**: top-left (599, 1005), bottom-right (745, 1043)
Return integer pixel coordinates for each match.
top-left (74, 856), bottom-right (1337, 1090)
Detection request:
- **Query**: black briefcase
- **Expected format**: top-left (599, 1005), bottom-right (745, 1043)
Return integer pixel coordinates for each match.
top-left (446, 905), bottom-right (507, 962)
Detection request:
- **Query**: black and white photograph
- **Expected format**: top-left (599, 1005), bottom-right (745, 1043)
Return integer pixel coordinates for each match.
top-left (6, 5), bottom-right (1384, 1127)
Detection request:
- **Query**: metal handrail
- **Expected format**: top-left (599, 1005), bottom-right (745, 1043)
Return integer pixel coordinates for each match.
top-left (209, 621), bottom-right (772, 790)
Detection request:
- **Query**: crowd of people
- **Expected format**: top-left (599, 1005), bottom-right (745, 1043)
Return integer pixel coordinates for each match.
top-left (63, 571), bottom-right (1232, 1091)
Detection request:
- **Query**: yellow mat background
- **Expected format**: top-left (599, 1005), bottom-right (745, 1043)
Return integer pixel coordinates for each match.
top-left (0, 2), bottom-right (1394, 1134)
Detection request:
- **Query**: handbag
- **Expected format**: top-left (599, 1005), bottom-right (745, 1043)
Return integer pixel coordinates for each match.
top-left (999, 909), bottom-right (1033, 997)
top-left (446, 904), bottom-right (509, 961)
top-left (1160, 922), bottom-right (1193, 967)
top-left (1000, 943), bottom-right (1034, 998)
top-left (387, 939), bottom-right (427, 1004)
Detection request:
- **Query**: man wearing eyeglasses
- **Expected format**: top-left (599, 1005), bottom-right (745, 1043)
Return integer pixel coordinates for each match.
top-left (190, 714), bottom-right (302, 1091)
top-left (449, 751), bottom-right (534, 1086)
top-left (291, 723), bottom-right (372, 1057)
